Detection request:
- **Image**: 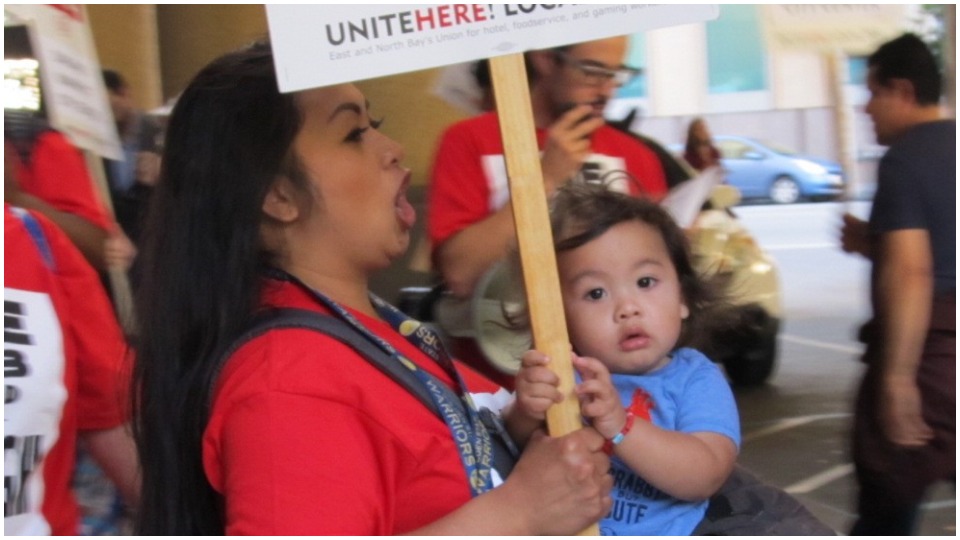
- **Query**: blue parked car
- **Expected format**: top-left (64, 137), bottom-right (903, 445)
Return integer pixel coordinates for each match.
top-left (712, 136), bottom-right (845, 204)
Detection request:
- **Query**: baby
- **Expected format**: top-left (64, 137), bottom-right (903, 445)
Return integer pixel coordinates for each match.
top-left (505, 182), bottom-right (740, 535)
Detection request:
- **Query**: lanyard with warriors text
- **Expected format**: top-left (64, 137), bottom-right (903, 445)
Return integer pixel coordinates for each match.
top-left (270, 269), bottom-right (496, 496)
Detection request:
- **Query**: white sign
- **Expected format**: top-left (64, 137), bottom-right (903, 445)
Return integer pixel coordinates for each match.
top-left (762, 5), bottom-right (908, 54)
top-left (267, 4), bottom-right (719, 93)
top-left (4, 288), bottom-right (66, 535)
top-left (660, 167), bottom-right (724, 229)
top-left (4, 5), bottom-right (121, 159)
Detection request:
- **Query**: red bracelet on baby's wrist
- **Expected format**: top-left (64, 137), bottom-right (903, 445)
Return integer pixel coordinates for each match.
top-left (602, 410), bottom-right (635, 455)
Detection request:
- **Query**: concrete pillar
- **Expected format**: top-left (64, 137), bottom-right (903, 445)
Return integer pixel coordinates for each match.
top-left (87, 5), bottom-right (163, 110)
top-left (646, 24), bottom-right (707, 117)
top-left (155, 5), bottom-right (268, 102)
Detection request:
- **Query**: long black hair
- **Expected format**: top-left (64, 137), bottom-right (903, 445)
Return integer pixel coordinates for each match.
top-left (132, 40), bottom-right (306, 534)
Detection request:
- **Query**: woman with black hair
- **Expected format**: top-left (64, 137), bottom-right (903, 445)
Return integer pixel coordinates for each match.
top-left (682, 117), bottom-right (721, 172)
top-left (132, 40), bottom-right (612, 535)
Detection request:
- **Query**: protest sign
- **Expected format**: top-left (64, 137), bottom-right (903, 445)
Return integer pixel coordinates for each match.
top-left (267, 4), bottom-right (718, 92)
top-left (4, 5), bottom-right (121, 159)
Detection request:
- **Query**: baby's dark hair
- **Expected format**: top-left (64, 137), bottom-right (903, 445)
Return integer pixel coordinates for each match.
top-left (548, 182), bottom-right (733, 350)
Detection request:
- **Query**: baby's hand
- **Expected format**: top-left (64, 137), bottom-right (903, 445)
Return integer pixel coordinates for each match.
top-left (574, 354), bottom-right (626, 440)
top-left (514, 350), bottom-right (563, 422)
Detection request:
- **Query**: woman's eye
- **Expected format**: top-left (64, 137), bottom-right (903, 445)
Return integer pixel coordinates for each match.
top-left (345, 127), bottom-right (369, 143)
top-left (345, 118), bottom-right (384, 143)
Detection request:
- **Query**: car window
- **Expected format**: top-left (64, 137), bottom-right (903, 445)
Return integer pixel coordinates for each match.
top-left (717, 140), bottom-right (751, 159)
top-left (763, 141), bottom-right (798, 157)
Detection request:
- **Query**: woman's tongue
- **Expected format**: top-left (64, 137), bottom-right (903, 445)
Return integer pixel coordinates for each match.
top-left (396, 191), bottom-right (416, 229)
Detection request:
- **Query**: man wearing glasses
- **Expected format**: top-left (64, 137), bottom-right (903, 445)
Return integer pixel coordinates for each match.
top-left (428, 36), bottom-right (668, 301)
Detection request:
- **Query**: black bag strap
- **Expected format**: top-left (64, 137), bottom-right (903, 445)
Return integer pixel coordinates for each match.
top-left (211, 307), bottom-right (518, 477)
top-left (214, 308), bottom-right (438, 415)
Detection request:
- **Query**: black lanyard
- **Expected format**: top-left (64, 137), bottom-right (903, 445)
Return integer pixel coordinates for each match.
top-left (268, 269), bottom-right (495, 496)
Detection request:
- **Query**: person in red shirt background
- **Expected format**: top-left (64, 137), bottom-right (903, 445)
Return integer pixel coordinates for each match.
top-left (4, 184), bottom-right (139, 534)
top-left (5, 127), bottom-right (137, 274)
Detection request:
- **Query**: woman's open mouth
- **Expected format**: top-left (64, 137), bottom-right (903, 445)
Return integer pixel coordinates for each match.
top-left (395, 169), bottom-right (416, 229)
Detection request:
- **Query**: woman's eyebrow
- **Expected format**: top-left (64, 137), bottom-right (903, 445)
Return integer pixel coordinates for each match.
top-left (328, 99), bottom-right (371, 121)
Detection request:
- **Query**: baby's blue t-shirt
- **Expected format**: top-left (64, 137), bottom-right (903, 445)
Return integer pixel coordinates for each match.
top-left (600, 348), bottom-right (741, 536)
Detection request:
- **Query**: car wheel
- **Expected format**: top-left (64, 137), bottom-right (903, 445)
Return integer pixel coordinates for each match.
top-left (701, 305), bottom-right (779, 387)
top-left (769, 175), bottom-right (801, 204)
top-left (722, 320), bottom-right (778, 387)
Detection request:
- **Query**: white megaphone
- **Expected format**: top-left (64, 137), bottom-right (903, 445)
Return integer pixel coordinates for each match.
top-left (434, 259), bottom-right (531, 375)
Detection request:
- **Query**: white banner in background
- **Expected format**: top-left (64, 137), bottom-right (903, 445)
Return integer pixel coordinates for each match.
top-left (267, 4), bottom-right (719, 93)
top-left (762, 5), bottom-right (908, 54)
top-left (4, 5), bottom-right (122, 160)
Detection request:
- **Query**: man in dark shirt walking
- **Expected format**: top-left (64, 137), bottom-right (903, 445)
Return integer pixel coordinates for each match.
top-left (840, 33), bottom-right (955, 536)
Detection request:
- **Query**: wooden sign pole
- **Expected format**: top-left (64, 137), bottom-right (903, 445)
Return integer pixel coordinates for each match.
top-left (84, 151), bottom-right (138, 335)
top-left (489, 53), bottom-right (597, 536)
top-left (825, 49), bottom-right (858, 208)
